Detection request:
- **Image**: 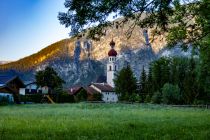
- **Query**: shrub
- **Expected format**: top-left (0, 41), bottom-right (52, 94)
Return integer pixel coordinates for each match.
top-left (24, 94), bottom-right (42, 103)
top-left (76, 89), bottom-right (88, 102)
top-left (129, 93), bottom-right (136, 102)
top-left (134, 94), bottom-right (141, 103)
top-left (92, 93), bottom-right (102, 101)
top-left (145, 95), bottom-right (151, 103)
top-left (162, 83), bottom-right (181, 104)
top-left (0, 96), bottom-right (9, 106)
top-left (58, 92), bottom-right (75, 103)
top-left (151, 91), bottom-right (162, 104)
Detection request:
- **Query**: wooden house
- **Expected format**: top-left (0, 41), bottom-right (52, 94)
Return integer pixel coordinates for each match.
top-left (0, 75), bottom-right (25, 103)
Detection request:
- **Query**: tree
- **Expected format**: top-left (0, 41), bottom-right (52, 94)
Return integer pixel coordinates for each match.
top-left (183, 57), bottom-right (199, 104)
top-left (114, 65), bottom-right (137, 100)
top-left (146, 65), bottom-right (154, 96)
top-left (151, 91), bottom-right (162, 104)
top-left (35, 67), bottom-right (65, 93)
top-left (139, 66), bottom-right (147, 101)
top-left (58, 0), bottom-right (209, 46)
top-left (162, 83), bottom-right (181, 104)
top-left (76, 89), bottom-right (88, 102)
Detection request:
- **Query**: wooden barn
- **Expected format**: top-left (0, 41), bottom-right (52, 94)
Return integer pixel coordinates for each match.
top-left (0, 75), bottom-right (25, 103)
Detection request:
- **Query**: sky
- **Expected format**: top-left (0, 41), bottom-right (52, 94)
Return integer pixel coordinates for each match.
top-left (0, 0), bottom-right (69, 61)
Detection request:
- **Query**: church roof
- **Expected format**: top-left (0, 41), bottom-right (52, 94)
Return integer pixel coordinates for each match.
top-left (109, 39), bottom-right (115, 46)
top-left (91, 83), bottom-right (114, 92)
top-left (108, 49), bottom-right (117, 56)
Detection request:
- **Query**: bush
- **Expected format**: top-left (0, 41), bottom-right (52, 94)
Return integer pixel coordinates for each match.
top-left (23, 94), bottom-right (42, 103)
top-left (145, 95), bottom-right (151, 103)
top-left (162, 83), bottom-right (181, 104)
top-left (151, 91), bottom-right (162, 104)
top-left (0, 96), bottom-right (9, 105)
top-left (128, 93), bottom-right (136, 102)
top-left (134, 94), bottom-right (141, 103)
top-left (58, 92), bottom-right (75, 103)
top-left (119, 93), bottom-right (130, 101)
top-left (76, 89), bottom-right (88, 102)
top-left (92, 93), bottom-right (102, 101)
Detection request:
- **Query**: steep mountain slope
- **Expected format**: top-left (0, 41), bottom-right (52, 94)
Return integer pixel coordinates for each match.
top-left (0, 19), bottom-right (191, 87)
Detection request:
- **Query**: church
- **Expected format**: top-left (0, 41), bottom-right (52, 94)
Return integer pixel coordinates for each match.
top-left (69, 40), bottom-right (119, 102)
top-left (89, 39), bottom-right (119, 102)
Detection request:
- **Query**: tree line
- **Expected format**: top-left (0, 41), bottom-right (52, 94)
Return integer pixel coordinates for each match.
top-left (114, 56), bottom-right (210, 104)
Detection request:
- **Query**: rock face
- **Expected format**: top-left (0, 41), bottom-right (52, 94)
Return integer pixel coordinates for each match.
top-left (0, 19), bottom-right (193, 87)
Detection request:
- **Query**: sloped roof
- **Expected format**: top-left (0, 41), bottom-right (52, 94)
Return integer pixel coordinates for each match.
top-left (0, 75), bottom-right (25, 87)
top-left (91, 83), bottom-right (114, 92)
top-left (67, 86), bottom-right (83, 95)
top-left (85, 86), bottom-right (99, 95)
top-left (0, 75), bottom-right (17, 84)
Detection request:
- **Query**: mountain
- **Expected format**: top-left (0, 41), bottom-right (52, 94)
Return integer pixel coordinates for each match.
top-left (0, 19), bottom-right (192, 87)
top-left (0, 61), bottom-right (12, 65)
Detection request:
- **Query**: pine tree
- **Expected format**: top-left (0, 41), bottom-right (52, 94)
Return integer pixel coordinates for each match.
top-left (139, 66), bottom-right (147, 101)
top-left (146, 65), bottom-right (154, 96)
top-left (114, 65), bottom-right (137, 101)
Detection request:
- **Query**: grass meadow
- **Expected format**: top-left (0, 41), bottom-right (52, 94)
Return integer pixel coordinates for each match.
top-left (0, 103), bottom-right (209, 140)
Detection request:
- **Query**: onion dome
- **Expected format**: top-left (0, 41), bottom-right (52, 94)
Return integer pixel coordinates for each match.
top-left (108, 49), bottom-right (117, 56)
top-left (109, 39), bottom-right (115, 48)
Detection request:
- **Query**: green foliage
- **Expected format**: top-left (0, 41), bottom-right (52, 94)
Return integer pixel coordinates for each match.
top-left (162, 83), bottom-right (181, 105)
top-left (134, 94), bottom-right (141, 103)
top-left (58, 93), bottom-right (75, 103)
top-left (128, 93), bottom-right (136, 103)
top-left (146, 65), bottom-right (154, 96)
top-left (145, 94), bottom-right (151, 103)
top-left (92, 93), bottom-right (102, 101)
top-left (58, 0), bottom-right (209, 47)
top-left (152, 57), bottom-right (170, 91)
top-left (198, 35), bottom-right (210, 101)
top-left (140, 66), bottom-right (147, 94)
top-left (148, 56), bottom-right (208, 104)
top-left (114, 65), bottom-right (137, 101)
top-left (151, 91), bottom-right (162, 104)
top-left (76, 89), bottom-right (88, 102)
top-left (0, 96), bottom-right (9, 106)
top-left (35, 67), bottom-right (65, 90)
top-left (21, 94), bottom-right (43, 103)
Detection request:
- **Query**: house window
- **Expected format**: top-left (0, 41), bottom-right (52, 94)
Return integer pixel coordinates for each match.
top-left (109, 66), bottom-right (112, 71)
top-left (115, 65), bottom-right (117, 71)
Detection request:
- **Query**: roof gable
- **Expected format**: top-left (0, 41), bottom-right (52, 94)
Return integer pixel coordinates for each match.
top-left (91, 83), bottom-right (114, 92)
top-left (85, 87), bottom-right (99, 95)
top-left (0, 75), bottom-right (25, 87)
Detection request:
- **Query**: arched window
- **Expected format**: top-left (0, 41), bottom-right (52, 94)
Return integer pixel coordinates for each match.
top-left (115, 65), bottom-right (117, 71)
top-left (109, 66), bottom-right (112, 71)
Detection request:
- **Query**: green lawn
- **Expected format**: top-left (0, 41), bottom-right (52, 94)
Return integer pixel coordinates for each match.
top-left (0, 103), bottom-right (209, 140)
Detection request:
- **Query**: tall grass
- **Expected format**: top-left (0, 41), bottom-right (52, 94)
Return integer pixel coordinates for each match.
top-left (0, 103), bottom-right (209, 140)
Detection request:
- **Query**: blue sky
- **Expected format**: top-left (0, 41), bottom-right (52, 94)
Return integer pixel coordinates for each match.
top-left (0, 0), bottom-right (69, 61)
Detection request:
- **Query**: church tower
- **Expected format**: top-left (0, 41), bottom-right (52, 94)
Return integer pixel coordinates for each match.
top-left (107, 40), bottom-right (118, 87)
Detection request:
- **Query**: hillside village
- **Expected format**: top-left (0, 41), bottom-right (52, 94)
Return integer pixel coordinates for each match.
top-left (0, 39), bottom-right (122, 103)
top-left (0, 29), bottom-right (208, 105)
